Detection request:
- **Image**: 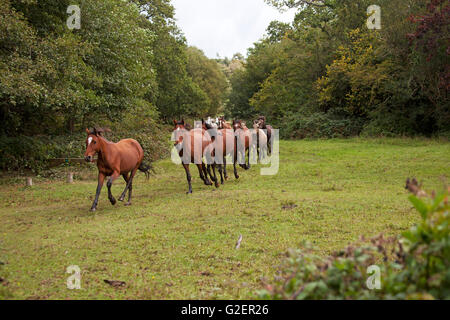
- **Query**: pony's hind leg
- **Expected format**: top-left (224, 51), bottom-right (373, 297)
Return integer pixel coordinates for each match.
top-left (223, 157), bottom-right (228, 180)
top-left (218, 164), bottom-right (224, 184)
top-left (198, 163), bottom-right (212, 186)
top-left (124, 168), bottom-right (138, 206)
top-left (118, 173), bottom-right (130, 202)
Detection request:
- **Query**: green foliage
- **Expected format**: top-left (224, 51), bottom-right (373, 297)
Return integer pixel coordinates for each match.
top-left (227, 41), bottom-right (283, 121)
top-left (0, 0), bottom-right (227, 171)
top-left (186, 47), bottom-right (228, 116)
top-left (228, 0), bottom-right (448, 137)
top-left (1, 0), bottom-right (158, 135)
top-left (259, 183), bottom-right (450, 300)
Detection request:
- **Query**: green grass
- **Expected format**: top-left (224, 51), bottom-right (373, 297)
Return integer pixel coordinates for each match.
top-left (0, 138), bottom-right (448, 300)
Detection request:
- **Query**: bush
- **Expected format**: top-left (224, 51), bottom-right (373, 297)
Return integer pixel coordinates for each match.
top-left (258, 180), bottom-right (450, 300)
top-left (0, 114), bottom-right (169, 173)
top-left (0, 135), bottom-right (84, 172)
top-left (280, 112), bottom-right (364, 140)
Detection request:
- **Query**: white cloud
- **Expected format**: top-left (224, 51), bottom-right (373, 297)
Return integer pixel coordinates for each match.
top-left (172, 0), bottom-right (296, 58)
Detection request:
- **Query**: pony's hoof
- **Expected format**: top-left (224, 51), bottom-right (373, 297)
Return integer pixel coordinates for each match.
top-left (118, 197), bottom-right (125, 202)
top-left (90, 208), bottom-right (96, 212)
top-left (125, 202), bottom-right (132, 207)
top-left (215, 183), bottom-right (220, 189)
top-left (186, 191), bottom-right (192, 194)
top-left (110, 198), bottom-right (117, 206)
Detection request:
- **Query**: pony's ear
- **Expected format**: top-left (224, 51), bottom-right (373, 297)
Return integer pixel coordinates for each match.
top-left (181, 118), bottom-right (185, 125)
top-left (94, 127), bottom-right (110, 136)
top-left (173, 119), bottom-right (177, 126)
top-left (202, 118), bottom-right (205, 124)
top-left (86, 128), bottom-right (90, 135)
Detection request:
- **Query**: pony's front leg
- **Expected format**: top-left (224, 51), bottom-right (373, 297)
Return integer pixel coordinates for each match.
top-left (223, 157), bottom-right (228, 180)
top-left (91, 173), bottom-right (105, 212)
top-left (107, 172), bottom-right (120, 205)
top-left (183, 164), bottom-right (192, 194)
top-left (207, 164), bottom-right (219, 188)
top-left (233, 150), bottom-right (239, 179)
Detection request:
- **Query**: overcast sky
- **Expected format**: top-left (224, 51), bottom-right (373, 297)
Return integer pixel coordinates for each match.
top-left (171, 0), bottom-right (296, 59)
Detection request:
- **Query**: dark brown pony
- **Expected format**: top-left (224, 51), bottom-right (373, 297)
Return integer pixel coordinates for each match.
top-left (256, 116), bottom-right (273, 154)
top-left (173, 120), bottom-right (218, 193)
top-left (84, 127), bottom-right (152, 212)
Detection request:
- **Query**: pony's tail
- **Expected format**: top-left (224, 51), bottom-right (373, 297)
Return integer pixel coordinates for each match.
top-left (139, 162), bottom-right (154, 180)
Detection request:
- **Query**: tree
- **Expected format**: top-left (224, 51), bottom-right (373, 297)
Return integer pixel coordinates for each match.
top-left (186, 47), bottom-right (228, 116)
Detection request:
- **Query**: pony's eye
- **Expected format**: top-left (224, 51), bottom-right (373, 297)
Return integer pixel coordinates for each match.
top-left (93, 141), bottom-right (97, 144)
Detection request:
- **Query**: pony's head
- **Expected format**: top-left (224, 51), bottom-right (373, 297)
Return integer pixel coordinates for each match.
top-left (232, 120), bottom-right (242, 131)
top-left (84, 127), bottom-right (109, 162)
top-left (257, 116), bottom-right (266, 129)
top-left (202, 118), bottom-right (215, 130)
top-left (173, 119), bottom-right (187, 148)
top-left (217, 116), bottom-right (226, 129)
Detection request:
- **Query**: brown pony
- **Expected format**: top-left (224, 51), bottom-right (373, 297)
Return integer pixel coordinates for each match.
top-left (252, 120), bottom-right (268, 161)
top-left (233, 120), bottom-right (252, 170)
top-left (256, 116), bottom-right (273, 154)
top-left (84, 127), bottom-right (152, 212)
top-left (173, 120), bottom-right (218, 193)
top-left (218, 116), bottom-right (232, 129)
top-left (202, 120), bottom-right (240, 184)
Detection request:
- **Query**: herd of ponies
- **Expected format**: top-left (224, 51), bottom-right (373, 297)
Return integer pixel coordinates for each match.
top-left (83, 116), bottom-right (273, 211)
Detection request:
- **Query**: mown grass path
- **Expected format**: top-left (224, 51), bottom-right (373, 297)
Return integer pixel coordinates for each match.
top-left (0, 138), bottom-right (448, 299)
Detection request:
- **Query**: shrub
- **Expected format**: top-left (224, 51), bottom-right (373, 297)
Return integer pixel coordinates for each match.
top-left (280, 112), bottom-right (364, 140)
top-left (258, 180), bottom-right (450, 300)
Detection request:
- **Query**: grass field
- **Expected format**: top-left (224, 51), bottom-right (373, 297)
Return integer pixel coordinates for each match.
top-left (0, 138), bottom-right (448, 300)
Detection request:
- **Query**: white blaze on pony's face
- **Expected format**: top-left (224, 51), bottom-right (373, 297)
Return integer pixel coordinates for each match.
top-left (84, 129), bottom-right (101, 162)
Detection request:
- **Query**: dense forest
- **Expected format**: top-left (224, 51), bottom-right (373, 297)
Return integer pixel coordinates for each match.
top-left (0, 0), bottom-right (230, 170)
top-left (0, 0), bottom-right (448, 171)
top-left (228, 0), bottom-right (449, 138)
